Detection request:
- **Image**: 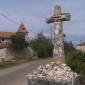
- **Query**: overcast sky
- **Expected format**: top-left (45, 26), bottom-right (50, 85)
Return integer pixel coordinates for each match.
top-left (0, 0), bottom-right (85, 44)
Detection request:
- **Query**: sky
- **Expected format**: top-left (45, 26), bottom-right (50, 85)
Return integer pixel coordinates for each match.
top-left (0, 0), bottom-right (85, 44)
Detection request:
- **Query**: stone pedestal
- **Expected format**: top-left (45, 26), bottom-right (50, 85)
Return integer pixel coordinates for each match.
top-left (27, 78), bottom-right (74, 85)
top-left (27, 61), bottom-right (80, 85)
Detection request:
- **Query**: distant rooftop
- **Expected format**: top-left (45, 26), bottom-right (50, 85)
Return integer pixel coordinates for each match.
top-left (17, 23), bottom-right (28, 33)
top-left (0, 23), bottom-right (28, 38)
top-left (0, 32), bottom-right (15, 38)
top-left (77, 42), bottom-right (85, 46)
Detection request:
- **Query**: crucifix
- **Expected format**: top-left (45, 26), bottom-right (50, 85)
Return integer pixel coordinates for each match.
top-left (46, 5), bottom-right (71, 61)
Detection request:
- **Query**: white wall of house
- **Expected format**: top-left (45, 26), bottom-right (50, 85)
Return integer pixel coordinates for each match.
top-left (82, 46), bottom-right (85, 52)
top-left (76, 45), bottom-right (85, 52)
top-left (0, 48), bottom-right (14, 62)
top-left (0, 38), bottom-right (10, 44)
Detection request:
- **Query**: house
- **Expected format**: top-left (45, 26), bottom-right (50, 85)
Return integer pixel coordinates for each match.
top-left (0, 23), bottom-right (28, 47)
top-left (76, 42), bottom-right (85, 52)
top-left (0, 23), bottom-right (38, 61)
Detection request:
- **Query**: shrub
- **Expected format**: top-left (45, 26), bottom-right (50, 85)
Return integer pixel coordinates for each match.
top-left (9, 34), bottom-right (28, 52)
top-left (65, 49), bottom-right (85, 75)
top-left (29, 33), bottom-right (53, 58)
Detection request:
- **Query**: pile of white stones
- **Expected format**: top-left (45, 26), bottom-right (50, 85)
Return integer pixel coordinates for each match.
top-left (27, 61), bottom-right (78, 85)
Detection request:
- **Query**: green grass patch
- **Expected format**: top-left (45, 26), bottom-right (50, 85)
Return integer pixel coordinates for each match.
top-left (0, 59), bottom-right (33, 69)
top-left (0, 57), bottom-right (53, 69)
top-left (0, 61), bottom-right (16, 69)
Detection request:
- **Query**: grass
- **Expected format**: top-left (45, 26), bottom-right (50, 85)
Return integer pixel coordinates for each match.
top-left (0, 57), bottom-right (53, 69)
top-left (0, 61), bottom-right (16, 69)
top-left (0, 59), bottom-right (34, 69)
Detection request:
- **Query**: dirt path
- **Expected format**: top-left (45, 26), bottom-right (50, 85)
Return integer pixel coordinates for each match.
top-left (0, 58), bottom-right (52, 85)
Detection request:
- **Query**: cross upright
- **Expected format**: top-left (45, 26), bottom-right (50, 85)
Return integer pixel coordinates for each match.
top-left (46, 5), bottom-right (71, 61)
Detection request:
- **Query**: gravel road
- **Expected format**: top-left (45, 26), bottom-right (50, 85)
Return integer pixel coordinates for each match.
top-left (0, 58), bottom-right (52, 85)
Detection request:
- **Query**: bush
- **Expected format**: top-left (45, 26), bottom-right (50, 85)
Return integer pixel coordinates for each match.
top-left (29, 33), bottom-right (53, 58)
top-left (65, 47), bottom-right (85, 75)
top-left (64, 41), bottom-right (76, 55)
top-left (9, 34), bottom-right (28, 52)
top-left (64, 41), bottom-right (85, 75)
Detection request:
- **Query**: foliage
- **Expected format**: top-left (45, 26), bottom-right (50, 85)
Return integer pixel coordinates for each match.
top-left (64, 41), bottom-right (76, 55)
top-left (9, 34), bottom-right (28, 52)
top-left (29, 33), bottom-right (53, 58)
top-left (0, 61), bottom-right (17, 69)
top-left (65, 41), bottom-right (85, 75)
top-left (0, 59), bottom-right (32, 69)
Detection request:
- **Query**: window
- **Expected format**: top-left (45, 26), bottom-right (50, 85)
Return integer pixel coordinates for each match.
top-left (2, 38), bottom-right (4, 41)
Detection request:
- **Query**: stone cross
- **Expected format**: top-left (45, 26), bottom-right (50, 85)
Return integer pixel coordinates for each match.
top-left (46, 5), bottom-right (71, 61)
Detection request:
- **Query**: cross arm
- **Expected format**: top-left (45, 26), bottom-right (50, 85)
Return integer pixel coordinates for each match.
top-left (46, 16), bottom-right (55, 24)
top-left (60, 13), bottom-right (71, 21)
top-left (52, 13), bottom-right (71, 21)
top-left (46, 13), bottom-right (71, 24)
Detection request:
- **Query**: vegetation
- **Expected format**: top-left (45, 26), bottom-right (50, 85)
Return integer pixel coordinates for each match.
top-left (64, 41), bottom-right (85, 75)
top-left (0, 59), bottom-right (32, 69)
top-left (64, 41), bottom-right (76, 55)
top-left (66, 50), bottom-right (85, 75)
top-left (29, 33), bottom-right (53, 58)
top-left (8, 32), bottom-right (85, 75)
top-left (9, 34), bottom-right (28, 52)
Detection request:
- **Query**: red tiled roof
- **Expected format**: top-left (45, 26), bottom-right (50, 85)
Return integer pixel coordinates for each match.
top-left (0, 23), bottom-right (28, 38)
top-left (0, 32), bottom-right (15, 38)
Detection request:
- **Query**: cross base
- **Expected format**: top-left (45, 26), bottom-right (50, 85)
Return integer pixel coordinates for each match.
top-left (52, 56), bottom-right (65, 63)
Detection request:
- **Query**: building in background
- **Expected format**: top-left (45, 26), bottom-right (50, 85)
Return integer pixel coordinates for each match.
top-left (0, 23), bottom-right (37, 61)
top-left (76, 42), bottom-right (85, 52)
top-left (0, 23), bottom-right (29, 47)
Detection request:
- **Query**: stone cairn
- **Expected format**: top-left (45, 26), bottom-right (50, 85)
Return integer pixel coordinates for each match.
top-left (27, 61), bottom-right (79, 85)
top-left (27, 5), bottom-right (80, 85)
